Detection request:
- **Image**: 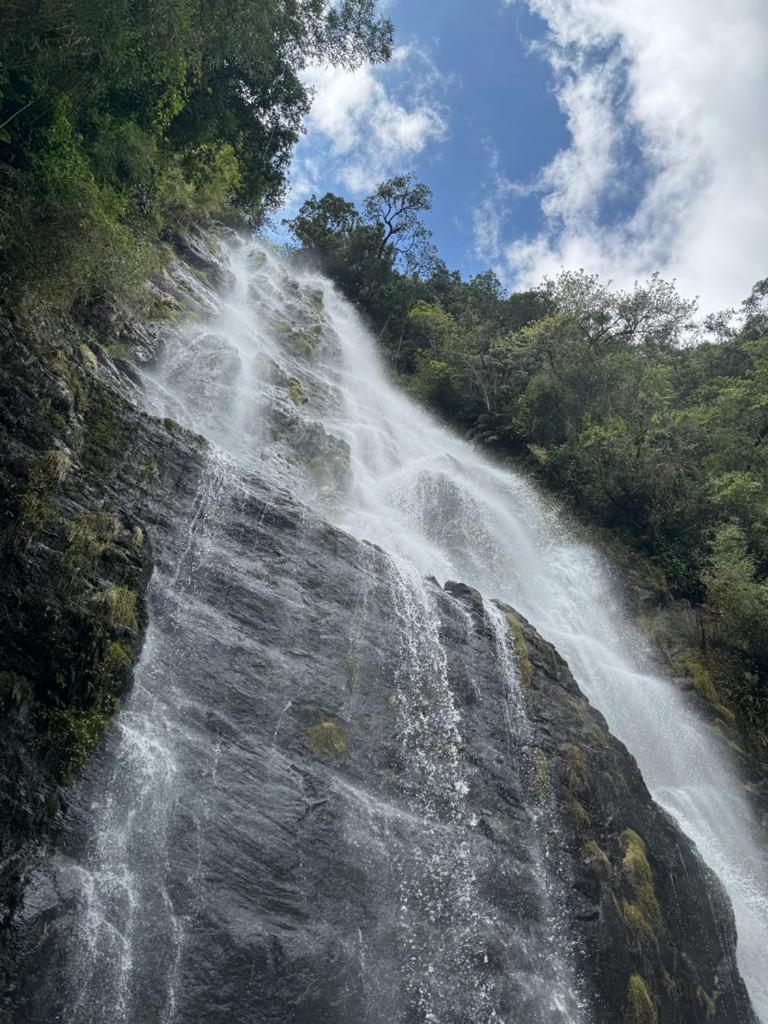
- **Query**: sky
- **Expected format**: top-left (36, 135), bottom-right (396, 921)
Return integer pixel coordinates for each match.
top-left (280, 0), bottom-right (768, 313)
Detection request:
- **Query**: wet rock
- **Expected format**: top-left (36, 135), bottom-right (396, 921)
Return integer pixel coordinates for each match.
top-left (1, 450), bottom-right (755, 1022)
top-left (168, 226), bottom-right (236, 290)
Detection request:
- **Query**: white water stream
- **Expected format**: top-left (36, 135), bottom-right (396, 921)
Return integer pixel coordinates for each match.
top-left (145, 238), bottom-right (768, 1019)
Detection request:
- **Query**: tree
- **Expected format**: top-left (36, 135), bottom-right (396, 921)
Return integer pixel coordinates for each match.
top-left (0, 0), bottom-right (393, 304)
top-left (362, 174), bottom-right (436, 274)
top-left (287, 193), bottom-right (361, 252)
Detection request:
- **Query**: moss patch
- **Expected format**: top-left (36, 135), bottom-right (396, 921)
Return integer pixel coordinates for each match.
top-left (673, 650), bottom-right (735, 726)
top-left (63, 511), bottom-right (120, 572)
top-left (47, 702), bottom-right (116, 784)
top-left (307, 720), bottom-right (348, 760)
top-left (505, 612), bottom-right (533, 687)
top-left (16, 449), bottom-right (72, 545)
top-left (626, 975), bottom-right (657, 1024)
top-left (620, 829), bottom-right (663, 945)
top-left (581, 839), bottom-right (611, 876)
top-left (569, 799), bottom-right (591, 828)
top-left (696, 985), bottom-right (715, 1020)
top-left (90, 585), bottom-right (138, 630)
top-left (566, 743), bottom-right (587, 795)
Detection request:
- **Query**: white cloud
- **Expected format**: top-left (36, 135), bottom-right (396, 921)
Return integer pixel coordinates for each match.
top-left (488, 0), bottom-right (768, 310)
top-left (292, 45), bottom-right (449, 199)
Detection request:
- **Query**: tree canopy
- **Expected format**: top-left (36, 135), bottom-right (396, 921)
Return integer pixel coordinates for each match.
top-left (0, 0), bottom-right (392, 305)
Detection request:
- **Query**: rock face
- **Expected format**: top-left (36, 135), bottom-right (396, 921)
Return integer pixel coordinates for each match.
top-left (0, 234), bottom-right (215, 949)
top-left (0, 230), bottom-right (757, 1024)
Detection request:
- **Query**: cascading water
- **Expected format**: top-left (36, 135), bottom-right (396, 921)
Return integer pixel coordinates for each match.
top-left (321, 270), bottom-right (768, 1020)
top-left (149, 238), bottom-right (765, 1019)
top-left (18, 235), bottom-right (766, 1022)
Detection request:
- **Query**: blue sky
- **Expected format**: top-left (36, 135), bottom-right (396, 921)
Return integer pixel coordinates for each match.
top-left (280, 0), bottom-right (768, 312)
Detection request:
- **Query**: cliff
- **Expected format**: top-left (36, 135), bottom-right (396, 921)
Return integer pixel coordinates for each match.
top-left (0, 231), bottom-right (757, 1023)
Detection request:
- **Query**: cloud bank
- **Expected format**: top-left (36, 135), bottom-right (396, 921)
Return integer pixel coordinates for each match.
top-left (486, 0), bottom-right (768, 310)
top-left (290, 46), bottom-right (449, 202)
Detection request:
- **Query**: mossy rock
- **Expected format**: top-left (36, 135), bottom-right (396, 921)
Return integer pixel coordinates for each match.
top-left (569, 799), bottom-right (591, 828)
top-left (285, 331), bottom-right (315, 359)
top-left (307, 720), bottom-right (348, 760)
top-left (620, 828), bottom-right (663, 945)
top-left (504, 611), bottom-right (533, 687)
top-left (287, 377), bottom-right (304, 407)
top-left (581, 839), bottom-right (611, 877)
top-left (47, 702), bottom-right (116, 784)
top-left (15, 448), bottom-right (72, 546)
top-left (626, 975), bottom-right (657, 1024)
top-left (90, 585), bottom-right (138, 630)
top-left (696, 985), bottom-right (716, 1020)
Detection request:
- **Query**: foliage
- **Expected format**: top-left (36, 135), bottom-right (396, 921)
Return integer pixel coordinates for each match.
top-left (0, 0), bottom-right (392, 307)
top-left (287, 183), bottom-right (768, 744)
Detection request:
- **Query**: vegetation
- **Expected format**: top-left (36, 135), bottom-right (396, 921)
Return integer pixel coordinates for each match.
top-left (0, 0), bottom-right (392, 307)
top-left (626, 974), bottom-right (657, 1024)
top-left (287, 181), bottom-right (768, 750)
top-left (307, 719), bottom-right (348, 759)
top-left (504, 611), bottom-right (533, 688)
top-left (620, 829), bottom-right (663, 948)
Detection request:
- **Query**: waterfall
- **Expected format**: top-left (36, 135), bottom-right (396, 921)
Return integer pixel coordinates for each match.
top-left (155, 238), bottom-right (763, 1018)
top-left (20, 235), bottom-right (766, 1022)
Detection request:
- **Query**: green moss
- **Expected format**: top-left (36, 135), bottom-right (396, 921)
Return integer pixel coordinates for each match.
top-left (674, 650), bottom-right (720, 705)
top-left (138, 456), bottom-right (159, 483)
top-left (531, 746), bottom-right (550, 801)
top-left (288, 376), bottom-right (304, 406)
top-left (50, 353), bottom-right (89, 414)
top-left (282, 329), bottom-right (315, 359)
top-left (132, 526), bottom-right (144, 547)
top-left (581, 839), bottom-right (611, 875)
top-left (162, 417), bottom-right (207, 450)
top-left (696, 986), bottom-right (716, 1020)
top-left (83, 395), bottom-right (129, 474)
top-left (107, 343), bottom-right (134, 361)
top-left (90, 585), bottom-right (138, 630)
top-left (48, 702), bottom-right (117, 784)
top-left (80, 343), bottom-right (99, 374)
top-left (63, 511), bottom-right (120, 572)
top-left (17, 449), bottom-right (72, 544)
top-left (714, 703), bottom-right (736, 724)
top-left (626, 975), bottom-right (657, 1024)
top-left (99, 640), bottom-right (134, 676)
top-left (307, 720), bottom-right (348, 760)
top-left (505, 612), bottom-right (533, 687)
top-left (620, 828), bottom-right (663, 944)
top-left (163, 416), bottom-right (183, 434)
top-left (569, 799), bottom-right (591, 828)
top-left (566, 743), bottom-right (587, 795)
top-left (590, 722), bottom-right (610, 746)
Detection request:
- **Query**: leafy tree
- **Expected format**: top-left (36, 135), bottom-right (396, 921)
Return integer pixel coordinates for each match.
top-left (0, 0), bottom-right (393, 305)
top-left (362, 173), bottom-right (435, 274)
